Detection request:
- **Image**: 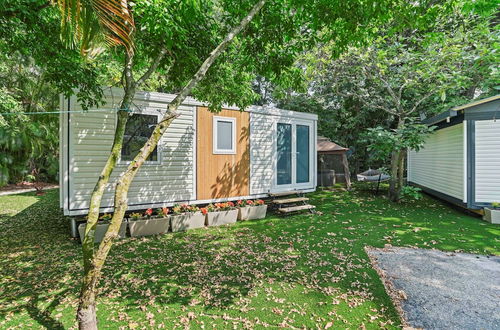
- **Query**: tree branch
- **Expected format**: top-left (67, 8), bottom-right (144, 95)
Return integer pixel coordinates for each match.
top-left (408, 91), bottom-right (434, 114)
top-left (166, 0), bottom-right (267, 114)
top-left (123, 52), bottom-right (135, 91)
top-left (377, 74), bottom-right (402, 113)
top-left (398, 80), bottom-right (408, 101)
top-left (136, 48), bottom-right (169, 87)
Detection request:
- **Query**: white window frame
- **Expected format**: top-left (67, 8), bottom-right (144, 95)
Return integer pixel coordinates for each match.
top-left (118, 110), bottom-right (162, 165)
top-left (213, 116), bottom-right (236, 155)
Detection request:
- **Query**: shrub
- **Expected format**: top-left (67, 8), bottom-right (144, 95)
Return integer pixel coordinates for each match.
top-left (400, 186), bottom-right (423, 202)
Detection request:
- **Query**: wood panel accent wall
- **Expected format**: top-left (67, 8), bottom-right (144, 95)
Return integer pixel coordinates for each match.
top-left (196, 107), bottom-right (250, 200)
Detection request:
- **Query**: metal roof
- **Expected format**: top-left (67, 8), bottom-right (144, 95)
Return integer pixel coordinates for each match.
top-left (422, 95), bottom-right (500, 126)
top-left (317, 136), bottom-right (348, 153)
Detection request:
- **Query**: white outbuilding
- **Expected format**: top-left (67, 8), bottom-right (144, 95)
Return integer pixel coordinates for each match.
top-left (408, 95), bottom-right (500, 211)
top-left (59, 87), bottom-right (318, 216)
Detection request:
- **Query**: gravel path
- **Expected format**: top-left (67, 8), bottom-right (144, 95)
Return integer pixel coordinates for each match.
top-left (367, 247), bottom-right (500, 330)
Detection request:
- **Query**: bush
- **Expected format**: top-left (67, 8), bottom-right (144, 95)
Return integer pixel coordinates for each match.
top-left (400, 185), bottom-right (423, 202)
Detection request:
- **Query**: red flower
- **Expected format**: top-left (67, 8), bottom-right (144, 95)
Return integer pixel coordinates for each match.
top-left (200, 207), bottom-right (208, 215)
top-left (162, 207), bottom-right (169, 215)
top-left (145, 208), bottom-right (153, 216)
top-left (227, 201), bottom-right (235, 207)
top-left (237, 200), bottom-right (244, 205)
top-left (256, 199), bottom-right (265, 205)
top-left (247, 200), bottom-right (254, 205)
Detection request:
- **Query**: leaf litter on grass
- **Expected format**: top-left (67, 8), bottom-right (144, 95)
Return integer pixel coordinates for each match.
top-left (0, 188), bottom-right (498, 328)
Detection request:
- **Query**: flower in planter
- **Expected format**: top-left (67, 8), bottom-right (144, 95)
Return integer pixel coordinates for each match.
top-left (171, 204), bottom-right (180, 214)
top-left (144, 208), bottom-right (154, 217)
top-left (255, 199), bottom-right (265, 205)
top-left (200, 207), bottom-right (208, 215)
top-left (184, 204), bottom-right (200, 213)
top-left (247, 200), bottom-right (254, 206)
top-left (215, 202), bottom-right (236, 211)
top-left (157, 207), bottom-right (169, 217)
top-left (236, 200), bottom-right (246, 207)
top-left (206, 203), bottom-right (217, 212)
top-left (129, 212), bottom-right (142, 220)
top-left (99, 213), bottom-right (113, 221)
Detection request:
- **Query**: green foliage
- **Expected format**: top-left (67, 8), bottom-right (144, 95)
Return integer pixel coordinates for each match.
top-left (282, 1), bottom-right (498, 175)
top-left (400, 185), bottom-right (423, 202)
top-left (363, 124), bottom-right (436, 162)
top-left (0, 88), bottom-right (59, 185)
top-left (0, 2), bottom-right (115, 186)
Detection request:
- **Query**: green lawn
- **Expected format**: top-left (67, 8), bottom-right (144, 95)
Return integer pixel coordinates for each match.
top-left (0, 187), bottom-right (498, 329)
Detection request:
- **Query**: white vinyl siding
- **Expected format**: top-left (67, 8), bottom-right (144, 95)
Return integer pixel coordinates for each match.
top-left (408, 123), bottom-right (464, 201)
top-left (249, 112), bottom-right (274, 194)
top-left (67, 91), bottom-right (195, 214)
top-left (474, 120), bottom-right (500, 203)
top-left (250, 112), bottom-right (317, 194)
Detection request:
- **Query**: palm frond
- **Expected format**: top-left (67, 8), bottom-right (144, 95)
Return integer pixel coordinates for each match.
top-left (53, 0), bottom-right (135, 56)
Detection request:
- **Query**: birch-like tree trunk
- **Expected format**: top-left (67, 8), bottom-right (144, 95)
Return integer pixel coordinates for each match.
top-left (77, 53), bottom-right (136, 330)
top-left (77, 1), bottom-right (266, 328)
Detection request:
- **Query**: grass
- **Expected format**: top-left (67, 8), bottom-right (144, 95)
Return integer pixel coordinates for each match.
top-left (0, 186), bottom-right (498, 329)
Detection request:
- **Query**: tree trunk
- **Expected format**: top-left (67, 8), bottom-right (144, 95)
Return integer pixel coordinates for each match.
top-left (77, 53), bottom-right (135, 330)
top-left (76, 1), bottom-right (266, 328)
top-left (397, 149), bottom-right (406, 192)
top-left (388, 149), bottom-right (400, 202)
top-left (388, 117), bottom-right (405, 202)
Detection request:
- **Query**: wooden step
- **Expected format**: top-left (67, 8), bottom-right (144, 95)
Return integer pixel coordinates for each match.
top-left (272, 197), bottom-right (309, 204)
top-left (278, 204), bottom-right (316, 213)
top-left (269, 191), bottom-right (303, 197)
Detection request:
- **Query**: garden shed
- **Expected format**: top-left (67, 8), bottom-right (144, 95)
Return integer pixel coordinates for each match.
top-left (59, 87), bottom-right (318, 216)
top-left (408, 95), bottom-right (500, 211)
top-left (317, 136), bottom-right (351, 188)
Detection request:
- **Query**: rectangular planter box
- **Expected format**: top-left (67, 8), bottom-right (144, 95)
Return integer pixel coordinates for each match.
top-left (206, 209), bottom-right (238, 226)
top-left (238, 205), bottom-right (268, 220)
top-left (129, 217), bottom-right (170, 237)
top-left (483, 208), bottom-right (500, 224)
top-left (78, 221), bottom-right (127, 243)
top-left (170, 212), bottom-right (206, 232)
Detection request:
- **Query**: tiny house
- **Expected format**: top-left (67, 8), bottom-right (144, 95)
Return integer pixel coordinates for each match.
top-left (59, 88), bottom-right (318, 216)
top-left (408, 95), bottom-right (500, 211)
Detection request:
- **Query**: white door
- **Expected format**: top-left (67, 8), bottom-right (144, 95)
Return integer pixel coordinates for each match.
top-left (274, 119), bottom-right (314, 191)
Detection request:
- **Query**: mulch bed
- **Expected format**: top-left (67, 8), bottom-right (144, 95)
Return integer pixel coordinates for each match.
top-left (0, 182), bottom-right (58, 194)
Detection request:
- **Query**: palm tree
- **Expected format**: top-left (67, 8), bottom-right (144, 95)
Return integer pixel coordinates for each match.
top-left (53, 0), bottom-right (135, 56)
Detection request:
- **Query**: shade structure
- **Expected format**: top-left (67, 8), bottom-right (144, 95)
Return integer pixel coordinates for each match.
top-left (317, 136), bottom-right (351, 188)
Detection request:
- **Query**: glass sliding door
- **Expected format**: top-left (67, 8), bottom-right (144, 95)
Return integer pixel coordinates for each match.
top-left (296, 125), bottom-right (310, 183)
top-left (275, 120), bottom-right (313, 189)
top-left (276, 123), bottom-right (292, 185)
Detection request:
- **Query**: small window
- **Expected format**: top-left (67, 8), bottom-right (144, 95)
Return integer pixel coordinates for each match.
top-left (213, 116), bottom-right (236, 154)
top-left (121, 113), bottom-right (159, 163)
